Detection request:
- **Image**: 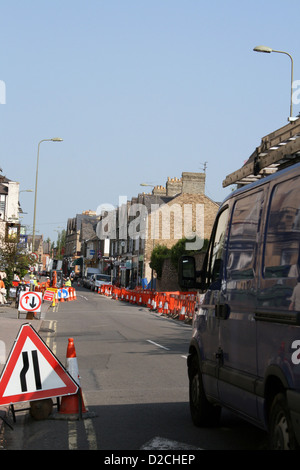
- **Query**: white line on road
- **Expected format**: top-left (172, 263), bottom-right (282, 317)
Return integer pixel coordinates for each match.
top-left (68, 418), bottom-right (98, 450)
top-left (67, 394), bottom-right (98, 450)
top-left (68, 421), bottom-right (77, 450)
top-left (45, 320), bottom-right (57, 355)
top-left (84, 418), bottom-right (98, 450)
top-left (82, 391), bottom-right (98, 449)
top-left (79, 295), bottom-right (88, 301)
top-left (147, 340), bottom-right (170, 351)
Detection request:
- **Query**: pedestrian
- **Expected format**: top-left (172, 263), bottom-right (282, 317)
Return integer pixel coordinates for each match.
top-left (0, 276), bottom-right (7, 304)
top-left (65, 277), bottom-right (72, 287)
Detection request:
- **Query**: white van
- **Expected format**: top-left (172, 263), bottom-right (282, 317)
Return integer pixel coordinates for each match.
top-left (90, 273), bottom-right (111, 291)
top-left (82, 268), bottom-right (100, 288)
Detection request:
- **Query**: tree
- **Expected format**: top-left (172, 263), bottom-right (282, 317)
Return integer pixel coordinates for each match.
top-left (149, 245), bottom-right (169, 279)
top-left (55, 229), bottom-right (66, 259)
top-left (0, 232), bottom-right (33, 289)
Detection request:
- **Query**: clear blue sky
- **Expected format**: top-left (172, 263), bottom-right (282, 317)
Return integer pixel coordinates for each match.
top-left (1, 0), bottom-right (299, 243)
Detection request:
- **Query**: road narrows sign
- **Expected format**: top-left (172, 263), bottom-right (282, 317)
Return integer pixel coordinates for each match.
top-left (0, 324), bottom-right (79, 405)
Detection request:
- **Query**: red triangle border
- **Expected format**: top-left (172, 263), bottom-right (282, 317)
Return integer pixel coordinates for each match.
top-left (0, 323), bottom-right (79, 405)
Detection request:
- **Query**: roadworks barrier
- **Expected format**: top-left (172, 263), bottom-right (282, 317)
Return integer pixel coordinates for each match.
top-left (48, 280), bottom-right (197, 322)
top-left (98, 285), bottom-right (198, 323)
top-left (40, 286), bottom-right (78, 305)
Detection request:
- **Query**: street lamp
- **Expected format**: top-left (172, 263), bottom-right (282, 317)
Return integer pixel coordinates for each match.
top-left (18, 190), bottom-right (33, 217)
top-left (253, 45), bottom-right (295, 121)
top-left (32, 138), bottom-right (63, 250)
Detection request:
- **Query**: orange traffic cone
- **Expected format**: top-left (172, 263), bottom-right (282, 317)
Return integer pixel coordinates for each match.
top-left (58, 338), bottom-right (87, 417)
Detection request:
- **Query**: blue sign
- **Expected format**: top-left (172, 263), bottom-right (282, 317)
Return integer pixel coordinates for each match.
top-left (58, 288), bottom-right (69, 299)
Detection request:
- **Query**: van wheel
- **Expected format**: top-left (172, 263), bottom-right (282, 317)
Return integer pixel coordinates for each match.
top-left (189, 356), bottom-right (221, 427)
top-left (269, 393), bottom-right (298, 450)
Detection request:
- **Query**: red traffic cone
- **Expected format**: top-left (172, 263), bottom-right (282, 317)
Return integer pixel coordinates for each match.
top-left (59, 388), bottom-right (86, 416)
top-left (59, 338), bottom-right (87, 416)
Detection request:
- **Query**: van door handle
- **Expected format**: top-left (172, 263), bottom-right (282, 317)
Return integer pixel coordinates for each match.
top-left (215, 303), bottom-right (230, 319)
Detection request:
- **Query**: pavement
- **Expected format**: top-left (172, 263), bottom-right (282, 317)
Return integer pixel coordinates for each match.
top-left (0, 299), bottom-right (51, 433)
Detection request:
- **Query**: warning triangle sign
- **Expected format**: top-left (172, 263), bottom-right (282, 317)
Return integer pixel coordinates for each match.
top-left (0, 323), bottom-right (79, 405)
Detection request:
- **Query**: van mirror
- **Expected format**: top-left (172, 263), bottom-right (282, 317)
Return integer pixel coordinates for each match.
top-left (178, 255), bottom-right (198, 289)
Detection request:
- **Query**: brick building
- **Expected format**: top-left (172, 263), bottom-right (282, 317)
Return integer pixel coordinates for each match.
top-left (141, 172), bottom-right (219, 284)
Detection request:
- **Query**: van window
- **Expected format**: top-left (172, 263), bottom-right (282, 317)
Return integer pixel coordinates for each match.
top-left (227, 191), bottom-right (263, 280)
top-left (206, 207), bottom-right (229, 285)
top-left (264, 176), bottom-right (300, 279)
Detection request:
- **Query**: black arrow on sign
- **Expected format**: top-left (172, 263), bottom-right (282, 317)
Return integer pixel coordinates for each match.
top-left (20, 350), bottom-right (42, 392)
top-left (29, 296), bottom-right (37, 309)
top-left (20, 352), bottom-right (29, 392)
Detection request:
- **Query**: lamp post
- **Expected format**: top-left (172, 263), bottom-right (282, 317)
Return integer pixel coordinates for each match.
top-left (140, 183), bottom-right (157, 290)
top-left (32, 138), bottom-right (63, 250)
top-left (253, 45), bottom-right (295, 121)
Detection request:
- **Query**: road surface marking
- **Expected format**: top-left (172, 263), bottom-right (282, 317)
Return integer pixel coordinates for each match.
top-left (79, 295), bottom-right (88, 301)
top-left (81, 391), bottom-right (98, 449)
top-left (147, 340), bottom-right (170, 351)
top-left (68, 421), bottom-right (77, 450)
top-left (44, 320), bottom-right (57, 355)
top-left (84, 418), bottom-right (98, 450)
top-left (140, 436), bottom-right (202, 450)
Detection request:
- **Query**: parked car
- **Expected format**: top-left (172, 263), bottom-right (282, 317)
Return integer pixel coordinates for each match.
top-left (82, 273), bottom-right (94, 288)
top-left (90, 273), bottom-right (112, 291)
top-left (179, 160), bottom-right (300, 450)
